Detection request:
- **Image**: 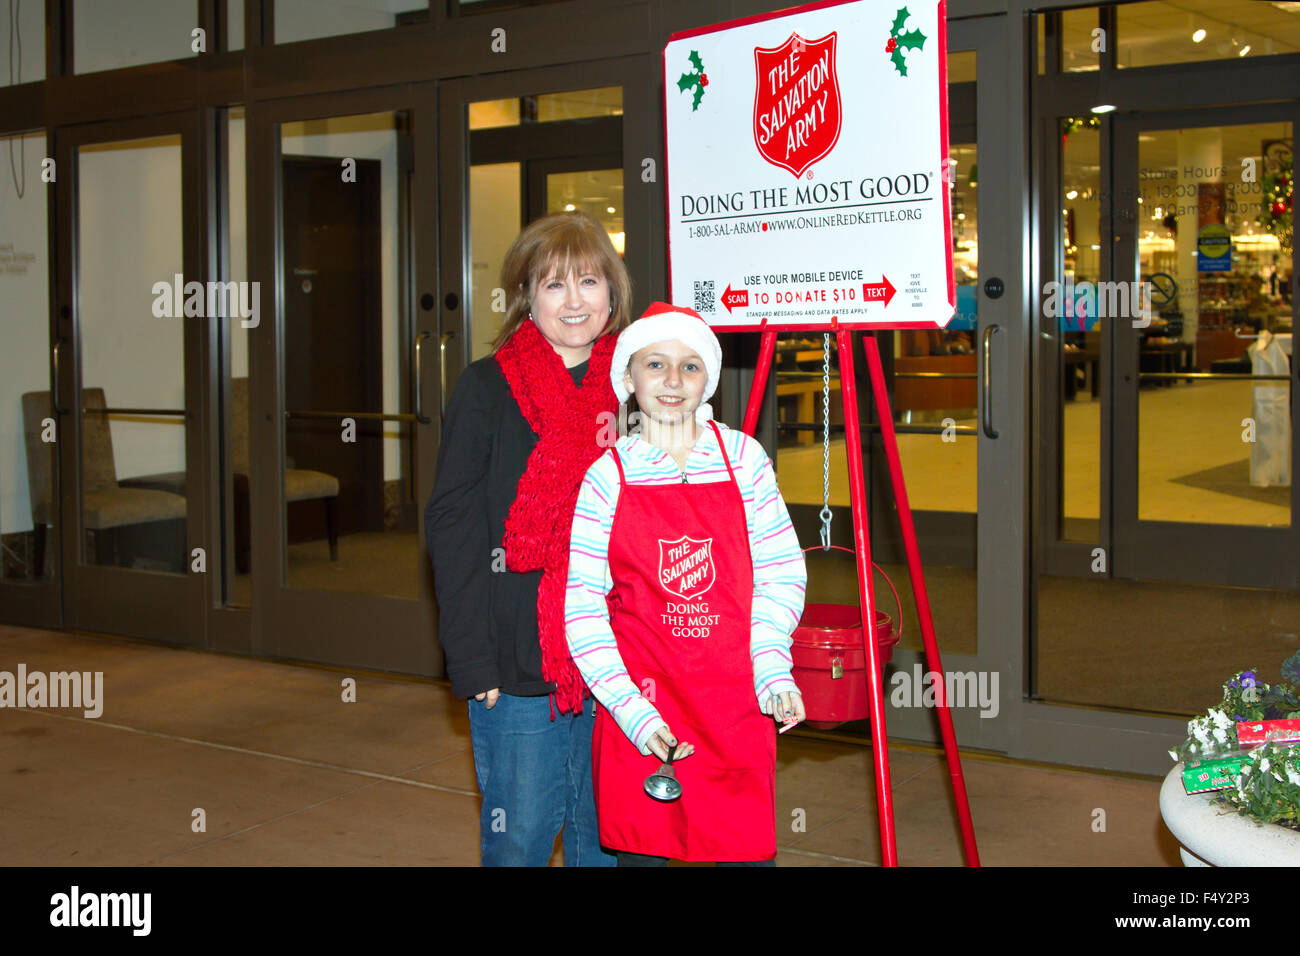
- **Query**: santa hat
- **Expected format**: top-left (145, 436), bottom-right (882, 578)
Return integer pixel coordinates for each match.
top-left (611, 302), bottom-right (723, 425)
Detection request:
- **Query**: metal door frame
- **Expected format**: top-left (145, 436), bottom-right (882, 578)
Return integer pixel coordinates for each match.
top-left (246, 82), bottom-right (441, 672)
top-left (53, 110), bottom-right (208, 646)
top-left (863, 13), bottom-right (1022, 754)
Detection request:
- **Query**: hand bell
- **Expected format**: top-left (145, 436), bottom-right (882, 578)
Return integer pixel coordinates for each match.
top-left (644, 742), bottom-right (683, 802)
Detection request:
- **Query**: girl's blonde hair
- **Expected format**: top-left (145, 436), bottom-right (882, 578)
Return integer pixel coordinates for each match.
top-left (491, 210), bottom-right (633, 353)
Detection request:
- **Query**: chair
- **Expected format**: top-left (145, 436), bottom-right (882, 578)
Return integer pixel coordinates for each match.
top-left (120, 378), bottom-right (341, 572)
top-left (230, 377), bottom-right (339, 571)
top-left (20, 389), bottom-right (187, 574)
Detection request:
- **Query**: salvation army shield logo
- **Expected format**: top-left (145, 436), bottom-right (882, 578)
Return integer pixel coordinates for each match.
top-left (753, 31), bottom-right (843, 179)
top-left (658, 536), bottom-right (716, 600)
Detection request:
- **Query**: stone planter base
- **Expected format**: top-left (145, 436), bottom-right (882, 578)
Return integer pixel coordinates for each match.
top-left (1160, 764), bottom-right (1300, 866)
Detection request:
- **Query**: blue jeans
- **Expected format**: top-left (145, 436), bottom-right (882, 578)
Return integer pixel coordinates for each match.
top-left (466, 692), bottom-right (617, 867)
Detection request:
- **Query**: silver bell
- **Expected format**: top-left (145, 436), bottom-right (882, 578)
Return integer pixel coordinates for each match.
top-left (644, 743), bottom-right (683, 802)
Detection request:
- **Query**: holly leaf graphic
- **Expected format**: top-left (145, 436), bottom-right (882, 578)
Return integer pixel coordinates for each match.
top-left (897, 29), bottom-right (926, 52)
top-left (678, 49), bottom-right (706, 111)
top-left (888, 7), bottom-right (926, 76)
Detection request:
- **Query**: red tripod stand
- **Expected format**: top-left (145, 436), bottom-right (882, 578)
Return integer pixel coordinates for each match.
top-left (741, 321), bottom-right (981, 866)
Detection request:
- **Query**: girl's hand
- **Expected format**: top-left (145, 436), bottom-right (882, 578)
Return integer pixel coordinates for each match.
top-left (474, 688), bottom-right (500, 709)
top-left (768, 691), bottom-right (805, 730)
top-left (647, 726), bottom-right (694, 762)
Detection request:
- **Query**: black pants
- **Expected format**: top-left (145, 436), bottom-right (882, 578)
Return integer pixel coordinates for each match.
top-left (616, 850), bottom-right (775, 867)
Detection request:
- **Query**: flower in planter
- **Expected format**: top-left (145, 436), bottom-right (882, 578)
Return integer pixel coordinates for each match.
top-left (1225, 743), bottom-right (1300, 832)
top-left (1173, 657), bottom-right (1300, 832)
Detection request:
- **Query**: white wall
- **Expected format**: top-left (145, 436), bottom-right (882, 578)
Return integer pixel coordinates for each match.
top-left (73, 0), bottom-right (195, 75)
top-left (0, 132), bottom-right (50, 534)
top-left (276, 0), bottom-right (419, 44)
top-left (77, 136), bottom-right (188, 483)
top-left (0, 0), bottom-right (45, 85)
top-left (470, 163), bottom-right (521, 360)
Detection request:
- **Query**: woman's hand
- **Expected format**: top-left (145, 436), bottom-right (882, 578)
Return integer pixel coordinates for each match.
top-left (767, 690), bottom-right (805, 730)
top-left (475, 688), bottom-right (501, 709)
top-left (646, 726), bottom-right (694, 762)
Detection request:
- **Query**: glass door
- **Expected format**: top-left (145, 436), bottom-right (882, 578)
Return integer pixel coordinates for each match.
top-left (1107, 108), bottom-right (1297, 709)
top-left (450, 76), bottom-right (633, 366)
top-left (1112, 107), bottom-right (1296, 585)
top-left (770, 15), bottom-right (1021, 752)
top-left (1032, 58), bottom-right (1297, 774)
top-left (1, 128), bottom-right (60, 627)
top-left (54, 113), bottom-right (206, 643)
top-left (250, 85), bottom-right (440, 671)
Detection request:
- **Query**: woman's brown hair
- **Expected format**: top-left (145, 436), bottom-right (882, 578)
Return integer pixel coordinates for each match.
top-left (490, 210), bottom-right (633, 353)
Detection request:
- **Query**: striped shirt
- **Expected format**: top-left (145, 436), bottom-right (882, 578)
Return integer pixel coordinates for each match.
top-left (564, 421), bottom-right (807, 755)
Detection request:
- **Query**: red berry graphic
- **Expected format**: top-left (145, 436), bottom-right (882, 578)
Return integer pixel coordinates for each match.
top-left (700, 73), bottom-right (709, 87)
top-left (761, 222), bottom-right (768, 231)
top-left (886, 37), bottom-right (897, 53)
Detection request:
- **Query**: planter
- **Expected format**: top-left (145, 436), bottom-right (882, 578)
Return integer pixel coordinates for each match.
top-left (1160, 764), bottom-right (1300, 866)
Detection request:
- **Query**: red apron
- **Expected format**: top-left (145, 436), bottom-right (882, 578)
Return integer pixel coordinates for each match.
top-left (593, 420), bottom-right (775, 862)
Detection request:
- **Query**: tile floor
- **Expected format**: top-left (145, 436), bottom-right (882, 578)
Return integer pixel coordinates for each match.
top-left (0, 624), bottom-right (1184, 866)
top-left (779, 378), bottom-right (1290, 529)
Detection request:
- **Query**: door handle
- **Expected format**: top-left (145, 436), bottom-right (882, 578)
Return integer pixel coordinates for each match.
top-left (414, 331), bottom-right (432, 425)
top-left (438, 331), bottom-right (455, 421)
top-left (981, 323), bottom-right (999, 439)
top-left (52, 340), bottom-right (69, 415)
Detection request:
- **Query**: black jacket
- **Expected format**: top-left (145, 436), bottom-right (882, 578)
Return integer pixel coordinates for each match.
top-left (425, 353), bottom-right (589, 699)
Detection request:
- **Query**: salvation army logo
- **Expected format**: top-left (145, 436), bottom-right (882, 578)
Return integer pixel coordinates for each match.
top-left (658, 536), bottom-right (716, 600)
top-left (753, 31), bottom-right (842, 179)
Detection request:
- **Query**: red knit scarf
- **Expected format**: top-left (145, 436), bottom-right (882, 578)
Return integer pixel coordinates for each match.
top-left (496, 318), bottom-right (619, 715)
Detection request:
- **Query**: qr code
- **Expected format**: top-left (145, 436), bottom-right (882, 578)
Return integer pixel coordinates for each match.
top-left (693, 280), bottom-right (716, 313)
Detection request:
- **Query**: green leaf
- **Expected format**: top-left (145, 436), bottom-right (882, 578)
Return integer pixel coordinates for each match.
top-left (890, 6), bottom-right (910, 36)
top-left (677, 72), bottom-right (697, 93)
top-left (890, 46), bottom-right (909, 76)
top-left (689, 49), bottom-right (704, 73)
top-left (898, 29), bottom-right (926, 52)
top-left (692, 83), bottom-right (705, 111)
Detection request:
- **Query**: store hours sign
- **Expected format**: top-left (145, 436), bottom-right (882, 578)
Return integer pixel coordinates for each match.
top-left (664, 0), bottom-right (955, 331)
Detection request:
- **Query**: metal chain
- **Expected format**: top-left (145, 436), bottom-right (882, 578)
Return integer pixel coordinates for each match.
top-left (819, 332), bottom-right (833, 550)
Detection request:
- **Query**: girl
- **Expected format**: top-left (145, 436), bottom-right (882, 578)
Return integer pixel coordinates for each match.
top-left (565, 302), bottom-right (807, 865)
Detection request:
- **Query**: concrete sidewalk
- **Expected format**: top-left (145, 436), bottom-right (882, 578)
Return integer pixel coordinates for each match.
top-left (0, 625), bottom-right (1182, 866)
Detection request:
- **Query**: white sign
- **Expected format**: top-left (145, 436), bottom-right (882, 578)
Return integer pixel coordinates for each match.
top-left (664, 0), bottom-right (954, 331)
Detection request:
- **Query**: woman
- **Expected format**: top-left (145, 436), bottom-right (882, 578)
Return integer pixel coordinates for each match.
top-left (425, 211), bottom-right (631, 866)
top-left (564, 302), bottom-right (807, 865)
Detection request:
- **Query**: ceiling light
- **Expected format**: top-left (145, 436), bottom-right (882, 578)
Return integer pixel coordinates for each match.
top-left (607, 206), bottom-right (616, 214)
top-left (1239, 45), bottom-right (1250, 56)
top-left (1066, 190), bottom-right (1079, 200)
top-left (564, 203), bottom-right (575, 211)
top-left (1091, 104), bottom-right (1116, 114)
top-left (1192, 29), bottom-right (1206, 42)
